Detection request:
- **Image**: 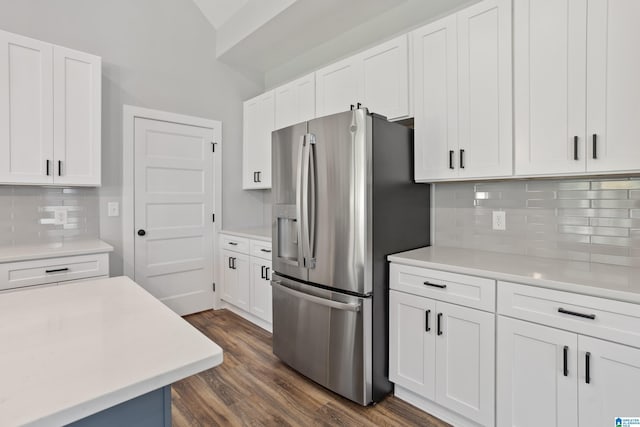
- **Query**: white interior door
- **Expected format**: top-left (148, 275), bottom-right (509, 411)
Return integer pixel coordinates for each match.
top-left (134, 117), bottom-right (215, 316)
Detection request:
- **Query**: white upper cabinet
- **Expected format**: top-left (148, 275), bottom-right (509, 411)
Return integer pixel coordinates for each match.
top-left (516, 0), bottom-right (640, 176)
top-left (315, 56), bottom-right (361, 118)
top-left (514, 0), bottom-right (588, 176)
top-left (586, 0), bottom-right (640, 173)
top-left (316, 34), bottom-right (410, 120)
top-left (243, 91), bottom-right (274, 190)
top-left (0, 30), bottom-right (53, 184)
top-left (274, 72), bottom-right (315, 130)
top-left (53, 46), bottom-right (101, 186)
top-left (413, 0), bottom-right (513, 182)
top-left (0, 29), bottom-right (101, 186)
top-left (358, 35), bottom-right (411, 120)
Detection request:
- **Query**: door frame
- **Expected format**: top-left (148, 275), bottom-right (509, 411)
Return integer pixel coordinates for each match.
top-left (122, 105), bottom-right (222, 307)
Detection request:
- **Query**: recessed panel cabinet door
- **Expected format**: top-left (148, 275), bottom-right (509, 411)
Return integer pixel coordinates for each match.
top-left (435, 302), bottom-right (495, 426)
top-left (413, 15), bottom-right (458, 181)
top-left (243, 91), bottom-right (274, 189)
top-left (0, 30), bottom-right (53, 184)
top-left (274, 73), bottom-right (315, 130)
top-left (578, 336), bottom-right (640, 427)
top-left (222, 250), bottom-right (250, 311)
top-left (359, 35), bottom-right (410, 121)
top-left (250, 259), bottom-right (272, 323)
top-left (497, 316), bottom-right (578, 427)
top-left (315, 56), bottom-right (361, 118)
top-left (53, 46), bottom-right (101, 186)
top-left (457, 0), bottom-right (512, 179)
top-left (513, 0), bottom-right (587, 176)
top-left (389, 290), bottom-right (436, 400)
top-left (586, 0), bottom-right (640, 172)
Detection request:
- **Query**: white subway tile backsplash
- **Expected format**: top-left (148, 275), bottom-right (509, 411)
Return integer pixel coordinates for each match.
top-left (0, 186), bottom-right (98, 246)
top-left (434, 178), bottom-right (640, 267)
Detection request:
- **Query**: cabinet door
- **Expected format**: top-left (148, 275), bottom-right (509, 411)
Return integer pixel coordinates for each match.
top-left (315, 56), bottom-right (361, 118)
top-left (250, 259), bottom-right (272, 323)
top-left (243, 91), bottom-right (274, 189)
top-left (578, 336), bottom-right (640, 427)
top-left (0, 30), bottom-right (53, 184)
top-left (389, 290), bottom-right (436, 400)
top-left (221, 250), bottom-right (237, 304)
top-left (514, 0), bottom-right (587, 176)
top-left (413, 15), bottom-right (459, 181)
top-left (274, 73), bottom-right (315, 130)
top-left (435, 302), bottom-right (495, 426)
top-left (358, 35), bottom-right (410, 121)
top-left (53, 46), bottom-right (101, 186)
top-left (457, 0), bottom-right (512, 179)
top-left (497, 316), bottom-right (578, 427)
top-left (586, 0), bottom-right (640, 172)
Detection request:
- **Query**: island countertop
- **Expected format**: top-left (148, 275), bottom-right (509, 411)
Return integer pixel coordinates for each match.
top-left (0, 276), bottom-right (223, 427)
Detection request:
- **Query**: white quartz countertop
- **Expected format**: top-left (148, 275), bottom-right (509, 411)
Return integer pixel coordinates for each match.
top-left (0, 239), bottom-right (114, 264)
top-left (388, 246), bottom-right (640, 305)
top-left (0, 276), bottom-right (223, 427)
top-left (221, 226), bottom-right (271, 241)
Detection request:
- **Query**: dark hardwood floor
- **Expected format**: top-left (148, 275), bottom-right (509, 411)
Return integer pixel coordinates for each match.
top-left (172, 309), bottom-right (450, 427)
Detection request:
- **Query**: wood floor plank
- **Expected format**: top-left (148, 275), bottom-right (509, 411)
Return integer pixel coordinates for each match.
top-left (172, 309), bottom-right (450, 427)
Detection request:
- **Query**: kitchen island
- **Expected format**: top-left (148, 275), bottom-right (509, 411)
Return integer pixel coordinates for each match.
top-left (0, 276), bottom-right (223, 426)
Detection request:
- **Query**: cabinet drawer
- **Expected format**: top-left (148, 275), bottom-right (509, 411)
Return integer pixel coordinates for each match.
top-left (390, 263), bottom-right (496, 311)
top-left (498, 281), bottom-right (640, 349)
top-left (220, 235), bottom-right (249, 254)
top-left (250, 240), bottom-right (273, 260)
top-left (0, 253), bottom-right (109, 291)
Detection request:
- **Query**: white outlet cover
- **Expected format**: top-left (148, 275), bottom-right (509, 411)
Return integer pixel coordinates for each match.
top-left (492, 211), bottom-right (506, 231)
top-left (108, 202), bottom-right (120, 217)
top-left (54, 208), bottom-right (68, 225)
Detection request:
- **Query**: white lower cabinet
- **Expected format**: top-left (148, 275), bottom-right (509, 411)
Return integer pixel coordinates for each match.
top-left (219, 233), bottom-right (273, 330)
top-left (389, 286), bottom-right (495, 426)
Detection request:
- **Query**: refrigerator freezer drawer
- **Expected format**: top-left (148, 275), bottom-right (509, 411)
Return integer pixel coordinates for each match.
top-left (271, 274), bottom-right (372, 405)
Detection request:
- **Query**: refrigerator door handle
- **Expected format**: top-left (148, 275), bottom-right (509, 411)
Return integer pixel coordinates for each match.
top-left (296, 134), bottom-right (306, 268)
top-left (306, 134), bottom-right (316, 269)
top-left (300, 133), bottom-right (316, 269)
top-left (271, 280), bottom-right (361, 312)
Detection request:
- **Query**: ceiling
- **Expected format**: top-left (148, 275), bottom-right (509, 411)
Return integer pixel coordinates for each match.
top-left (192, 0), bottom-right (408, 76)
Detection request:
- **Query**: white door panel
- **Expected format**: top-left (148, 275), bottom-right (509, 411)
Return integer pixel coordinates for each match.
top-left (134, 118), bottom-right (215, 315)
top-left (315, 57), bottom-right (361, 117)
top-left (250, 259), bottom-right (272, 322)
top-left (0, 30), bottom-right (53, 184)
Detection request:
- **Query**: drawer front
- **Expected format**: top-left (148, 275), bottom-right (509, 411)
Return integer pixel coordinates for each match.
top-left (250, 240), bottom-right (273, 260)
top-left (390, 263), bottom-right (496, 311)
top-left (498, 281), bottom-right (640, 349)
top-left (0, 253), bottom-right (109, 291)
top-left (220, 234), bottom-right (250, 254)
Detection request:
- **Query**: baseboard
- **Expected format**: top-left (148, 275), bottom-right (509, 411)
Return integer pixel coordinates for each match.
top-left (219, 302), bottom-right (273, 333)
top-left (394, 386), bottom-right (484, 427)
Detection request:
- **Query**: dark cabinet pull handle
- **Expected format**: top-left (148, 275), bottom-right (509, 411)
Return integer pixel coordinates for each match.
top-left (350, 104), bottom-right (355, 110)
top-left (45, 267), bottom-right (69, 273)
top-left (425, 309), bottom-right (431, 332)
top-left (260, 248), bottom-right (272, 253)
top-left (265, 267), bottom-right (270, 279)
top-left (437, 313), bottom-right (443, 336)
top-left (137, 229), bottom-right (146, 236)
top-left (449, 150), bottom-right (454, 169)
top-left (46, 160), bottom-right (50, 176)
top-left (558, 307), bottom-right (596, 320)
top-left (592, 134), bottom-right (597, 159)
top-left (261, 265), bottom-right (265, 279)
top-left (228, 257), bottom-right (233, 269)
top-left (585, 352), bottom-right (591, 384)
top-left (228, 242), bottom-right (238, 246)
top-left (460, 149), bottom-right (465, 169)
top-left (233, 258), bottom-right (237, 269)
top-left (424, 281), bottom-right (447, 289)
top-left (563, 346), bottom-right (569, 376)
top-left (574, 136), bottom-right (578, 161)
top-left (58, 160), bottom-right (62, 176)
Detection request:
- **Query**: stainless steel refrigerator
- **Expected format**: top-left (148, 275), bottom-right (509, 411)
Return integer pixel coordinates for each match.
top-left (271, 108), bottom-right (430, 405)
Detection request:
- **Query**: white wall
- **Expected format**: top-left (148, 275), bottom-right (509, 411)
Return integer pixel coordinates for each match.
top-left (264, 0), bottom-right (481, 88)
top-left (0, 0), bottom-right (268, 276)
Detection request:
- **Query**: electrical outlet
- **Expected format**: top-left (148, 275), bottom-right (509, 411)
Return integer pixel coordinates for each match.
top-left (54, 208), bottom-right (68, 225)
top-left (492, 211), bottom-right (506, 231)
top-left (108, 202), bottom-right (120, 217)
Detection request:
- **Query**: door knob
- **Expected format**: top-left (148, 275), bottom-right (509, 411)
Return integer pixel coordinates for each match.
top-left (137, 229), bottom-right (146, 236)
